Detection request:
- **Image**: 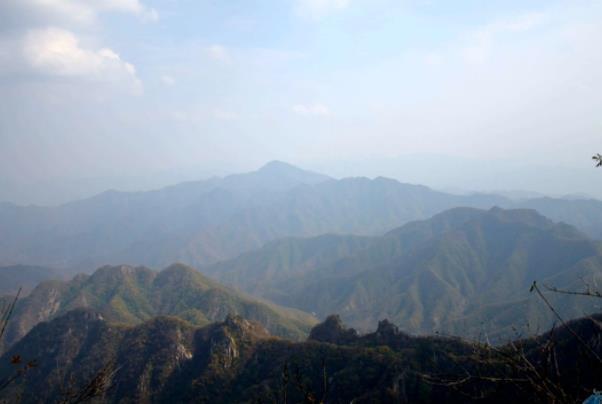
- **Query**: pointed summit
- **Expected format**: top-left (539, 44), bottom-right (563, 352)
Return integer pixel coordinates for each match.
top-left (257, 160), bottom-right (299, 172)
top-left (221, 161), bottom-right (330, 192)
top-left (256, 160), bottom-right (330, 184)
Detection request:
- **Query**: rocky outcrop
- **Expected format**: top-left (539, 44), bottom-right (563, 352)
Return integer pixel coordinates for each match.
top-left (198, 314), bottom-right (271, 371)
top-left (308, 314), bottom-right (359, 344)
top-left (2, 310), bottom-right (601, 403)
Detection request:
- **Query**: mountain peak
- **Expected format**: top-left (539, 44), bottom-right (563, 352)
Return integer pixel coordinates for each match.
top-left (258, 160), bottom-right (300, 172)
top-left (257, 160), bottom-right (329, 180)
top-left (256, 161), bottom-right (330, 182)
top-left (162, 262), bottom-right (200, 277)
top-left (90, 265), bottom-right (155, 284)
top-left (219, 161), bottom-right (330, 192)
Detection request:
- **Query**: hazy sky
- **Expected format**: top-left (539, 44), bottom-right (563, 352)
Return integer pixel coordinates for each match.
top-left (0, 0), bottom-right (601, 204)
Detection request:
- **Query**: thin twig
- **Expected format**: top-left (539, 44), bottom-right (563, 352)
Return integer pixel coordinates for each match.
top-left (530, 281), bottom-right (602, 365)
top-left (543, 284), bottom-right (602, 298)
top-left (0, 288), bottom-right (21, 340)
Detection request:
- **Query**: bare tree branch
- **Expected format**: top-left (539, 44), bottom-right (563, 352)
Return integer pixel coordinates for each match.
top-left (57, 361), bottom-right (120, 404)
top-left (530, 281), bottom-right (602, 365)
top-left (0, 288), bottom-right (21, 341)
top-left (543, 284), bottom-right (602, 298)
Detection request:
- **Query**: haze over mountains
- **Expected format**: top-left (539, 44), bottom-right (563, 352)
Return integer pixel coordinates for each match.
top-left (4, 204), bottom-right (601, 352)
top-left (3, 0), bottom-right (602, 400)
top-left (4, 155), bottom-right (600, 206)
top-left (0, 265), bottom-right (60, 296)
top-left (1, 162), bottom-right (600, 343)
top-left (1, 162), bottom-right (601, 403)
top-left (207, 207), bottom-right (602, 341)
top-left (1, 162), bottom-right (602, 275)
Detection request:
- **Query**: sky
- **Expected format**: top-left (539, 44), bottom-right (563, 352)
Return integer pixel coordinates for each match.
top-left (0, 0), bottom-right (601, 204)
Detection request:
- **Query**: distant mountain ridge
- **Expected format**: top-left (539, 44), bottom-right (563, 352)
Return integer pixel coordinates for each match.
top-left (0, 263), bottom-right (316, 354)
top-left (207, 207), bottom-right (602, 341)
top-left (1, 162), bottom-right (602, 273)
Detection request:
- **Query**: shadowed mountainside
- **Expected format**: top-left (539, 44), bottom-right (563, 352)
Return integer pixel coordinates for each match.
top-left (1, 310), bottom-right (599, 403)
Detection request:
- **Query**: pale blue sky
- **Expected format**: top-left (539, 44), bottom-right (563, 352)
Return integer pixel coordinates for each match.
top-left (0, 0), bottom-right (601, 204)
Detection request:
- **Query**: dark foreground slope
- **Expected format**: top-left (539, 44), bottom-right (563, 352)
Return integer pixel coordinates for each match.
top-left (0, 264), bottom-right (316, 353)
top-left (208, 207), bottom-right (602, 341)
top-left (1, 311), bottom-right (600, 403)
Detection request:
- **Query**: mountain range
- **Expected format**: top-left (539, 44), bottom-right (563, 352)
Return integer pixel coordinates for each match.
top-left (1, 161), bottom-right (602, 273)
top-left (1, 162), bottom-right (601, 402)
top-left (206, 207), bottom-right (602, 341)
top-left (0, 263), bottom-right (316, 354)
top-left (1, 309), bottom-right (599, 403)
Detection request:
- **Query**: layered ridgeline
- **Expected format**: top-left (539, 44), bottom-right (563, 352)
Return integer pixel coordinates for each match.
top-left (0, 264), bottom-right (316, 353)
top-left (207, 207), bottom-right (602, 341)
top-left (1, 310), bottom-right (599, 403)
top-left (2, 162), bottom-right (602, 272)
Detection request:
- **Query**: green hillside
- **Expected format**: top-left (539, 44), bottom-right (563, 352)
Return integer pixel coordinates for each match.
top-left (209, 207), bottom-right (602, 341)
top-left (205, 234), bottom-right (375, 297)
top-left (1, 264), bottom-right (317, 353)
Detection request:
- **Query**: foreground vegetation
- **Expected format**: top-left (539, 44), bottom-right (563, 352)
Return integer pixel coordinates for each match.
top-left (0, 309), bottom-right (600, 403)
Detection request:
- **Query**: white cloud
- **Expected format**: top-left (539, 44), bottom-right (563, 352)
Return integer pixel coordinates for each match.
top-left (161, 74), bottom-right (176, 86)
top-left (206, 45), bottom-right (229, 62)
top-left (295, 0), bottom-right (350, 19)
top-left (212, 109), bottom-right (238, 121)
top-left (20, 27), bottom-right (140, 90)
top-left (498, 12), bottom-right (547, 33)
top-left (0, 0), bottom-right (158, 26)
top-left (462, 12), bottom-right (547, 64)
top-left (95, 0), bottom-right (158, 20)
top-left (424, 51), bottom-right (442, 66)
top-left (168, 107), bottom-right (239, 123)
top-left (0, 0), bottom-right (148, 93)
top-left (169, 110), bottom-right (188, 122)
top-left (292, 103), bottom-right (331, 116)
top-left (462, 30), bottom-right (493, 65)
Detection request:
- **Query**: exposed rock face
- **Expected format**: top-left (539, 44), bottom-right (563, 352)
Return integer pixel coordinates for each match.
top-left (1, 310), bottom-right (601, 403)
top-left (208, 328), bottom-right (239, 370)
top-left (223, 313), bottom-right (270, 338)
top-left (375, 319), bottom-right (400, 337)
top-left (308, 315), bottom-right (425, 352)
top-left (359, 319), bottom-right (413, 349)
top-left (200, 314), bottom-right (271, 371)
top-left (174, 341), bottom-right (193, 363)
